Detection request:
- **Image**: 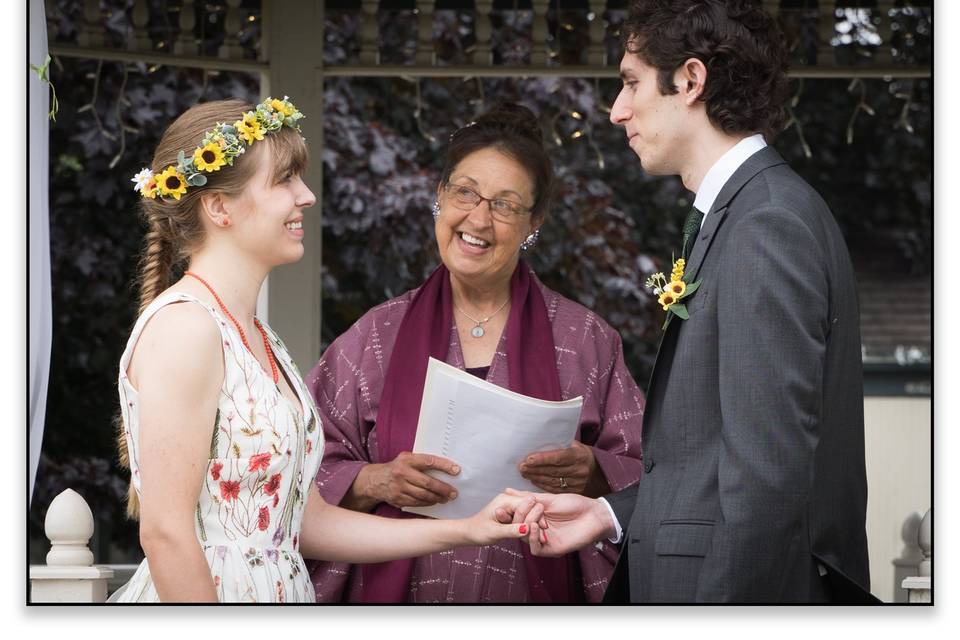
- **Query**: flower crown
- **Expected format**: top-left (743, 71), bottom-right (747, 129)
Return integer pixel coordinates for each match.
top-left (131, 96), bottom-right (304, 201)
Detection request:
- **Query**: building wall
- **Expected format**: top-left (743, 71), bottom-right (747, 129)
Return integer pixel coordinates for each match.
top-left (863, 397), bottom-right (931, 602)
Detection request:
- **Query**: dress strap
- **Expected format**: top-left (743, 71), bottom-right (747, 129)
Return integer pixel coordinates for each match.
top-left (118, 291), bottom-right (229, 377)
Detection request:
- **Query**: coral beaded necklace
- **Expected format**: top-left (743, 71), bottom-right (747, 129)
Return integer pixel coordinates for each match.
top-left (184, 271), bottom-right (279, 384)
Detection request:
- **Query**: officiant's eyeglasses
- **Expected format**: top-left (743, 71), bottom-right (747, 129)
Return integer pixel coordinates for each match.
top-left (443, 182), bottom-right (531, 222)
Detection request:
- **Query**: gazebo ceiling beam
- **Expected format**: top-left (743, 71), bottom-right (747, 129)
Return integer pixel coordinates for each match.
top-left (321, 65), bottom-right (932, 79)
top-left (46, 45), bottom-right (929, 80)
top-left (47, 44), bottom-right (269, 74)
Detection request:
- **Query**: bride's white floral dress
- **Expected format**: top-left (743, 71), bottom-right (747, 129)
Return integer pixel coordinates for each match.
top-left (112, 292), bottom-right (324, 603)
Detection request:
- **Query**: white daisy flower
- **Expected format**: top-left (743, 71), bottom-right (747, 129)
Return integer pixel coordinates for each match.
top-left (131, 168), bottom-right (154, 193)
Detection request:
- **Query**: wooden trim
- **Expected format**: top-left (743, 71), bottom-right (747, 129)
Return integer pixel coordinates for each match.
top-left (321, 65), bottom-right (932, 79)
top-left (48, 44), bottom-right (269, 73)
top-left (48, 47), bottom-right (930, 80)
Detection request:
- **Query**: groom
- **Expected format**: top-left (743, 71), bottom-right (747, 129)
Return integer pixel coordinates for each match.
top-left (505, 0), bottom-right (873, 602)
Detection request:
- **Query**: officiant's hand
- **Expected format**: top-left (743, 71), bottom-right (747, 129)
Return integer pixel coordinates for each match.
top-left (518, 441), bottom-right (609, 497)
top-left (361, 452), bottom-right (461, 509)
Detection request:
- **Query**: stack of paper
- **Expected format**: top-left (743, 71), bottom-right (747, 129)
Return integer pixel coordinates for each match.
top-left (403, 357), bottom-right (583, 520)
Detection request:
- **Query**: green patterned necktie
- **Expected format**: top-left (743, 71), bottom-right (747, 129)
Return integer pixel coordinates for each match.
top-left (681, 207), bottom-right (705, 260)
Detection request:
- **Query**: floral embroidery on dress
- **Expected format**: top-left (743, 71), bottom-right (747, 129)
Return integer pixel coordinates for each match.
top-left (113, 292), bottom-right (324, 603)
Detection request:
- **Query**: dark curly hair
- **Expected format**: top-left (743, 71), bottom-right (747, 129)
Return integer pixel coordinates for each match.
top-left (622, 0), bottom-right (789, 139)
top-left (441, 102), bottom-right (554, 221)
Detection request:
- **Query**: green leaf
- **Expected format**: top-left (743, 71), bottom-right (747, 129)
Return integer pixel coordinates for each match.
top-left (187, 173), bottom-right (207, 186)
top-left (670, 303), bottom-right (689, 320)
top-left (680, 279), bottom-right (701, 298)
top-left (30, 54), bottom-right (51, 81)
top-left (177, 150), bottom-right (186, 166)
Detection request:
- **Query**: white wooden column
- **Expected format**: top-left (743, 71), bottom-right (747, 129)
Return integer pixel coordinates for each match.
top-left (261, 0), bottom-right (325, 372)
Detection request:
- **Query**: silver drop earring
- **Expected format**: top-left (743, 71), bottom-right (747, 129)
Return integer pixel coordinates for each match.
top-left (520, 229), bottom-right (540, 251)
top-left (431, 201), bottom-right (440, 221)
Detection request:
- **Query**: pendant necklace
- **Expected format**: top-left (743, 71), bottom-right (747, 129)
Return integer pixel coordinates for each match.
top-left (454, 298), bottom-right (510, 338)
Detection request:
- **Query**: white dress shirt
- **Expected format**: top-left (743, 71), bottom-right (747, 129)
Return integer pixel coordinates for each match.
top-left (598, 132), bottom-right (767, 545)
top-left (693, 133), bottom-right (767, 225)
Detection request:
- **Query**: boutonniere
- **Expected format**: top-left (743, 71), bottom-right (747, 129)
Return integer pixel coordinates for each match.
top-left (644, 257), bottom-right (701, 329)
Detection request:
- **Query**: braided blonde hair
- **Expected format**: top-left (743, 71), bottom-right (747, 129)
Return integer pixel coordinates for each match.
top-left (118, 99), bottom-right (309, 518)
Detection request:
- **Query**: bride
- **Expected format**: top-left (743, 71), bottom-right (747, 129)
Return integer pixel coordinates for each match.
top-left (111, 97), bottom-right (540, 602)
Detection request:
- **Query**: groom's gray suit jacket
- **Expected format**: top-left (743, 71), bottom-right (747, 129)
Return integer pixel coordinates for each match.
top-left (604, 146), bottom-right (872, 603)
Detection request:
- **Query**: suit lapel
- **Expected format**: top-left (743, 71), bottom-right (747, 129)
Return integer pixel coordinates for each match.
top-left (684, 146), bottom-right (787, 283)
top-left (681, 207), bottom-right (727, 287)
top-left (642, 146), bottom-right (789, 402)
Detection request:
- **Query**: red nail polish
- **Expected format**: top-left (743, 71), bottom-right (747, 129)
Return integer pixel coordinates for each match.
top-left (543, 531), bottom-right (549, 543)
top-left (519, 524), bottom-right (528, 535)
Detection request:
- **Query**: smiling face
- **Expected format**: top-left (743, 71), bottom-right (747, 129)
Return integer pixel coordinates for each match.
top-left (610, 50), bottom-right (691, 176)
top-left (435, 147), bottom-right (539, 290)
top-left (225, 143), bottom-right (316, 268)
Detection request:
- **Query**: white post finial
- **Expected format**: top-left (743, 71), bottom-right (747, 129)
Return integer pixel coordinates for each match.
top-left (901, 508), bottom-right (932, 603)
top-left (918, 508), bottom-right (931, 577)
top-left (31, 489), bottom-right (114, 603)
top-left (45, 488), bottom-right (95, 566)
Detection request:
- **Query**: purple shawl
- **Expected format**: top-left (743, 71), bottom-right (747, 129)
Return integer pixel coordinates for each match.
top-left (361, 260), bottom-right (579, 603)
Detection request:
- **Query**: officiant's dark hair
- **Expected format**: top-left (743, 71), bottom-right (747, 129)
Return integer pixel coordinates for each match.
top-left (441, 103), bottom-right (554, 221)
top-left (621, 0), bottom-right (788, 139)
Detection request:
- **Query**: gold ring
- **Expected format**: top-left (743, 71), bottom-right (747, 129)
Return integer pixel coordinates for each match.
top-left (559, 476), bottom-right (567, 489)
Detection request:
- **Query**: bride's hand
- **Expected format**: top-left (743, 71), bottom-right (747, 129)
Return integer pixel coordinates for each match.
top-left (461, 493), bottom-right (546, 547)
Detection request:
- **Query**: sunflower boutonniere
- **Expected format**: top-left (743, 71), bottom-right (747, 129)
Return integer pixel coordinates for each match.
top-left (644, 257), bottom-right (702, 329)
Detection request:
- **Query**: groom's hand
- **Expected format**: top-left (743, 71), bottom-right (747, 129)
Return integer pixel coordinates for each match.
top-left (495, 488), bottom-right (616, 557)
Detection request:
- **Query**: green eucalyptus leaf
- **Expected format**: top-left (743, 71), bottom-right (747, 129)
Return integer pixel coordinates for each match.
top-left (680, 280), bottom-right (701, 298)
top-left (670, 303), bottom-right (689, 320)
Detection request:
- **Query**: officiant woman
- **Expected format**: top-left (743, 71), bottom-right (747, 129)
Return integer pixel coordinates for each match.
top-left (306, 103), bottom-right (643, 603)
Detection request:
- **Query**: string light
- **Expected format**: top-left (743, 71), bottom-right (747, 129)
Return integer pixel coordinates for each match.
top-left (550, 111), bottom-right (564, 146)
top-left (845, 78), bottom-right (875, 145)
top-left (782, 79), bottom-right (812, 159)
top-left (588, 133), bottom-right (606, 170)
top-left (890, 80), bottom-right (916, 134)
top-left (412, 77), bottom-right (437, 143)
top-left (594, 77), bottom-right (611, 115)
top-left (77, 60), bottom-right (116, 142)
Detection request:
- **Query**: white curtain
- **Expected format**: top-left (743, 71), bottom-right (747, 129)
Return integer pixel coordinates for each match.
top-left (29, 0), bottom-right (51, 506)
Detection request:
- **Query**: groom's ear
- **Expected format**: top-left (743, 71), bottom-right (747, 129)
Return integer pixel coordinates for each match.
top-left (677, 57), bottom-right (708, 106)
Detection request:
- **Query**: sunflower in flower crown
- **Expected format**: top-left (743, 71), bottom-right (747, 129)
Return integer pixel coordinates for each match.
top-left (132, 96), bottom-right (305, 202)
top-left (270, 98), bottom-right (295, 117)
top-left (236, 112), bottom-right (265, 145)
top-left (194, 142), bottom-right (227, 172)
top-left (156, 166), bottom-right (188, 200)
